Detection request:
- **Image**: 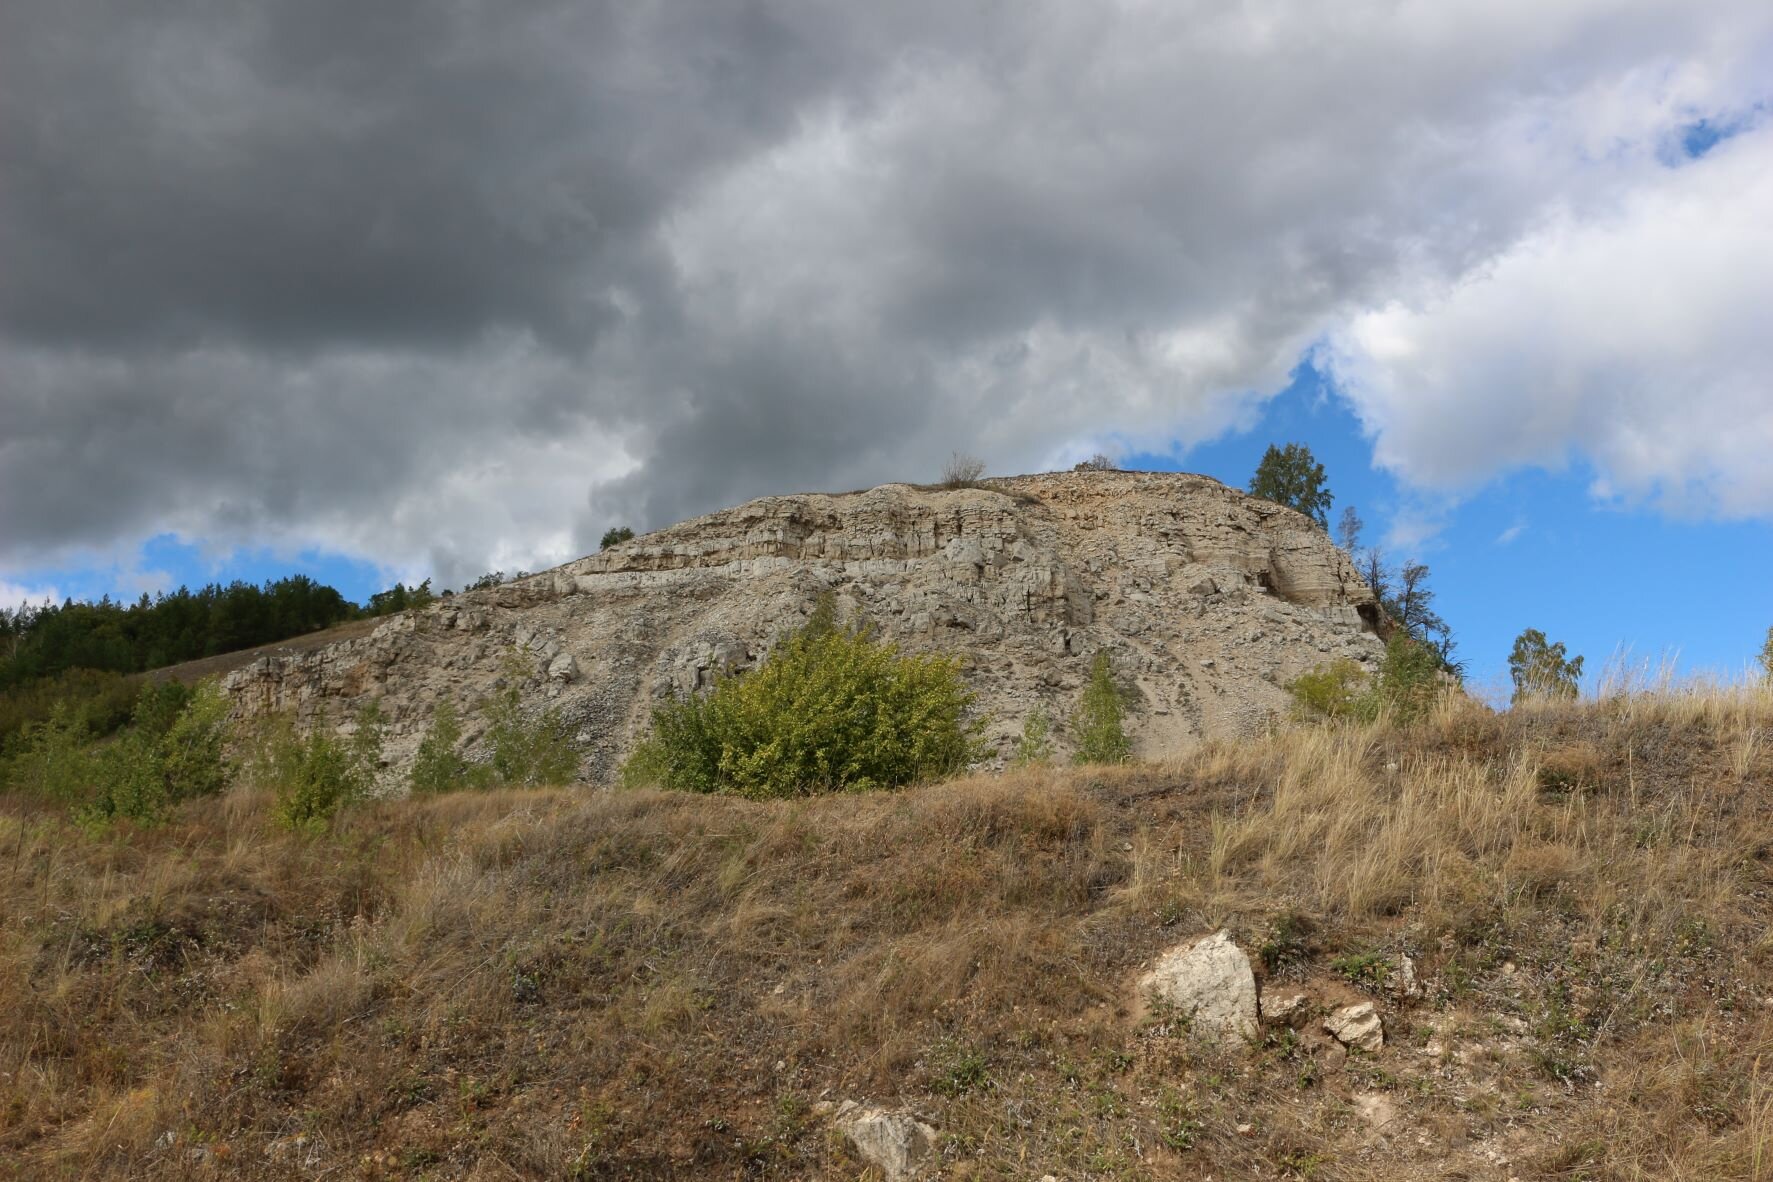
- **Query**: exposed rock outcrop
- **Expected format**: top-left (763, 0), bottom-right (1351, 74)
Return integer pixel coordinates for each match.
top-left (221, 471), bottom-right (1381, 784)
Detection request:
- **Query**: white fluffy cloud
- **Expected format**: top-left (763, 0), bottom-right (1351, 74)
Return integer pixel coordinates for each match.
top-left (1327, 119), bottom-right (1773, 516)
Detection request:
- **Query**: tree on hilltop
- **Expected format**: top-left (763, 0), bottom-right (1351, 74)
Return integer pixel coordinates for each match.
top-left (1509, 628), bottom-right (1584, 703)
top-left (1249, 443), bottom-right (1332, 528)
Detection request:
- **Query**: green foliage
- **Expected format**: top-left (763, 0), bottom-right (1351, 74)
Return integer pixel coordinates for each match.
top-left (1288, 659), bottom-right (1367, 720)
top-left (1290, 635), bottom-right (1444, 725)
top-left (1376, 634), bottom-right (1444, 723)
top-left (1012, 709), bottom-right (1054, 767)
top-left (1330, 950), bottom-right (1390, 988)
top-left (367, 579), bottom-right (435, 617)
top-left (5, 680), bottom-right (232, 828)
top-left (409, 700), bottom-right (474, 794)
top-left (1071, 650), bottom-right (1132, 766)
top-left (485, 685), bottom-right (579, 788)
top-left (1248, 443), bottom-right (1333, 528)
top-left (4, 706), bottom-right (100, 805)
top-left (77, 731), bottom-right (172, 829)
top-left (0, 575), bottom-right (356, 689)
top-left (623, 598), bottom-right (982, 797)
top-left (1757, 626), bottom-right (1773, 682)
top-left (263, 703), bottom-right (383, 831)
top-left (1509, 629), bottom-right (1584, 704)
top-left (157, 682), bottom-right (232, 802)
top-left (1382, 561), bottom-right (1459, 675)
top-left (599, 526), bottom-right (636, 550)
top-left (0, 667), bottom-right (140, 746)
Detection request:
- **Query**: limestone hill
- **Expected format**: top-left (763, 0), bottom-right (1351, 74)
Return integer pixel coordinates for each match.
top-left (221, 471), bottom-right (1382, 783)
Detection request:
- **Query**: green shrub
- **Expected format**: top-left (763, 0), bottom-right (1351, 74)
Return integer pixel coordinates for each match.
top-left (484, 686), bottom-right (578, 787)
top-left (1012, 709), bottom-right (1054, 767)
top-left (1288, 659), bottom-right (1368, 720)
top-left (1071, 651), bottom-right (1131, 765)
top-left (599, 526), bottom-right (635, 550)
top-left (1375, 633), bottom-right (1443, 723)
top-left (5, 680), bottom-right (231, 828)
top-left (0, 668), bottom-right (141, 746)
top-left (409, 700), bottom-right (473, 794)
top-left (1290, 635), bottom-right (1444, 725)
top-left (1760, 626), bottom-right (1773, 682)
top-left (623, 599), bottom-right (982, 797)
top-left (264, 703), bottom-right (383, 831)
top-left (158, 682), bottom-right (231, 802)
top-left (78, 731), bottom-right (171, 829)
top-left (3, 706), bottom-right (99, 804)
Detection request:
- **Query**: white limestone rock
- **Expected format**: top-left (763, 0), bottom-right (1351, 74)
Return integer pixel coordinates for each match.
top-left (1325, 1002), bottom-right (1385, 1053)
top-left (839, 1106), bottom-right (938, 1180)
top-left (1138, 930), bottom-right (1258, 1046)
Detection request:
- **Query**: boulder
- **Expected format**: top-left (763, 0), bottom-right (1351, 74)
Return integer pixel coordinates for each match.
top-left (1324, 1002), bottom-right (1384, 1053)
top-left (838, 1106), bottom-right (938, 1180)
top-left (1138, 930), bottom-right (1258, 1046)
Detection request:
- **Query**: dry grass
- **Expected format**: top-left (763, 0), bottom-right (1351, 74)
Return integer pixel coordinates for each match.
top-left (2, 689), bottom-right (1770, 1179)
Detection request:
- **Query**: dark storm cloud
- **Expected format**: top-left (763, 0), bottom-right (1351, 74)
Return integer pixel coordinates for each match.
top-left (3, 0), bottom-right (1770, 589)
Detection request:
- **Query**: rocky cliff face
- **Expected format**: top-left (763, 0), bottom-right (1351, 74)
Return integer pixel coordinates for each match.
top-left (222, 471), bottom-right (1382, 785)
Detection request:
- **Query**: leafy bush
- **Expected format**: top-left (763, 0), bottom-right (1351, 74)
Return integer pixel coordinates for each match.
top-left (1757, 626), bottom-right (1772, 683)
top-left (1375, 634), bottom-right (1443, 722)
top-left (157, 682), bottom-right (232, 801)
top-left (1289, 659), bottom-right (1368, 720)
top-left (600, 526), bottom-right (635, 550)
top-left (1013, 709), bottom-right (1054, 767)
top-left (484, 685), bottom-right (579, 787)
top-left (262, 703), bottom-right (383, 831)
top-left (1071, 651), bottom-right (1132, 765)
top-left (623, 599), bottom-right (982, 797)
top-left (0, 667), bottom-right (140, 746)
top-left (409, 700), bottom-right (473, 794)
top-left (6, 680), bottom-right (233, 828)
top-left (1290, 636), bottom-right (1445, 725)
top-left (4, 706), bottom-right (101, 805)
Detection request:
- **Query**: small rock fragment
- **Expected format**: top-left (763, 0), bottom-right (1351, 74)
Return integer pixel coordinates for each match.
top-left (1324, 1002), bottom-right (1384, 1053)
top-left (1260, 991), bottom-right (1310, 1025)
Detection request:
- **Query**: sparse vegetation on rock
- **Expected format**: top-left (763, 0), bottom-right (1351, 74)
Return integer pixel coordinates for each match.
top-left (1071, 649), bottom-right (1132, 765)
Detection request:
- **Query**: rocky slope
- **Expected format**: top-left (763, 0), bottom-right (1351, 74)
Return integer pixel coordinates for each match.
top-left (222, 470), bottom-right (1382, 783)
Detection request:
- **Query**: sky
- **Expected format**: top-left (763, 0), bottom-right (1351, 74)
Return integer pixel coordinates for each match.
top-left (3, 1), bottom-right (1770, 693)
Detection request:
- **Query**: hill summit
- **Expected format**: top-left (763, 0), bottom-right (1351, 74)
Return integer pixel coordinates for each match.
top-left (223, 470), bottom-right (1383, 782)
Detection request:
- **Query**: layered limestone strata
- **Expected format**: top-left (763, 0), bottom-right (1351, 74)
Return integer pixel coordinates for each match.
top-left (223, 471), bottom-right (1383, 785)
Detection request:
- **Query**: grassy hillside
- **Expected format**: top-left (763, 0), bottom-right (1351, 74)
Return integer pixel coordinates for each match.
top-left (2, 688), bottom-right (1769, 1179)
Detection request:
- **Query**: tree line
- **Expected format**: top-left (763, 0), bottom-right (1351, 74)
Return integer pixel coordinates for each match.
top-left (0, 574), bottom-right (446, 692)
